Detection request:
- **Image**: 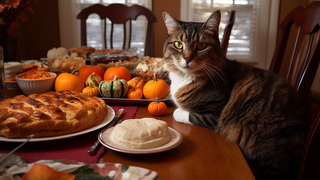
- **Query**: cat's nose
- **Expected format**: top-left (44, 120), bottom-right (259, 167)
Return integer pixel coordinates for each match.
top-left (184, 57), bottom-right (191, 63)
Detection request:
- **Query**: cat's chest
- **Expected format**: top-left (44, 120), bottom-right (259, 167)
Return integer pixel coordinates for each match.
top-left (169, 72), bottom-right (194, 106)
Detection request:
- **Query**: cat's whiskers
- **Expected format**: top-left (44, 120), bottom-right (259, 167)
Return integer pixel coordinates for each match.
top-left (203, 64), bottom-right (229, 89)
top-left (202, 66), bottom-right (218, 87)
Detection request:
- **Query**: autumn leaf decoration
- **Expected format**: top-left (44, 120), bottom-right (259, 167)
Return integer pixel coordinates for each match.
top-left (0, 0), bottom-right (37, 35)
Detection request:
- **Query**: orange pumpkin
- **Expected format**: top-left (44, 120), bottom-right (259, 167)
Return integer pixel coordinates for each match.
top-left (55, 72), bottom-right (84, 92)
top-left (127, 77), bottom-right (145, 90)
top-left (78, 65), bottom-right (104, 83)
top-left (148, 98), bottom-right (167, 116)
top-left (104, 66), bottom-right (131, 81)
top-left (127, 85), bottom-right (143, 99)
top-left (143, 75), bottom-right (169, 99)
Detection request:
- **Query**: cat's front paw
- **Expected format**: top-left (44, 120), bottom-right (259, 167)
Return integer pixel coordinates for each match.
top-left (173, 108), bottom-right (192, 125)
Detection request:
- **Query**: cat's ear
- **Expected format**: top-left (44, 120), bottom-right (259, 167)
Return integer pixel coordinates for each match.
top-left (162, 11), bottom-right (181, 35)
top-left (203, 10), bottom-right (221, 34)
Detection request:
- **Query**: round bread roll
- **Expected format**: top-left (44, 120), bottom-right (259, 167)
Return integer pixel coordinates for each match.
top-left (111, 118), bottom-right (172, 149)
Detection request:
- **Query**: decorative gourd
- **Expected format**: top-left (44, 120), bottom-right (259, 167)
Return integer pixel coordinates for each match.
top-left (82, 84), bottom-right (100, 96)
top-left (86, 72), bottom-right (102, 87)
top-left (127, 77), bottom-right (145, 90)
top-left (143, 74), bottom-right (169, 99)
top-left (148, 98), bottom-right (167, 116)
top-left (103, 63), bottom-right (131, 81)
top-left (55, 72), bottom-right (84, 92)
top-left (99, 75), bottom-right (128, 98)
top-left (127, 85), bottom-right (143, 99)
top-left (47, 47), bottom-right (68, 59)
top-left (78, 65), bottom-right (104, 83)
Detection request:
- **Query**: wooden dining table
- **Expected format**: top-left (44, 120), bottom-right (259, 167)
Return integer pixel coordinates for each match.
top-left (3, 89), bottom-right (255, 180)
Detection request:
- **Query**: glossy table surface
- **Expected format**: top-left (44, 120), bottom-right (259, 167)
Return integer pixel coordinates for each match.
top-left (4, 90), bottom-right (255, 180)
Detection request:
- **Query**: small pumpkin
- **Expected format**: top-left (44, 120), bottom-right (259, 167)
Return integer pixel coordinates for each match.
top-left (127, 85), bottom-right (143, 99)
top-left (99, 75), bottom-right (128, 98)
top-left (143, 74), bottom-right (169, 99)
top-left (127, 77), bottom-right (145, 90)
top-left (78, 65), bottom-right (104, 83)
top-left (86, 72), bottom-right (102, 87)
top-left (148, 98), bottom-right (167, 116)
top-left (55, 72), bottom-right (84, 92)
top-left (82, 84), bottom-right (100, 96)
top-left (103, 63), bottom-right (131, 81)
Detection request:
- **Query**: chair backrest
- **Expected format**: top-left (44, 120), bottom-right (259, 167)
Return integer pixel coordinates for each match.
top-left (221, 10), bottom-right (236, 55)
top-left (298, 97), bottom-right (320, 180)
top-left (76, 3), bottom-right (157, 56)
top-left (269, 1), bottom-right (320, 98)
top-left (272, 2), bottom-right (320, 179)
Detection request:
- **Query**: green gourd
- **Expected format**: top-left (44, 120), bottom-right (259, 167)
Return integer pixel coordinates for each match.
top-left (86, 72), bottom-right (102, 87)
top-left (98, 75), bottom-right (128, 98)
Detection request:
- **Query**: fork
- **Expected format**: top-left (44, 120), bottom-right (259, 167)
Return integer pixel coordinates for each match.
top-left (0, 134), bottom-right (34, 173)
top-left (88, 109), bottom-right (124, 155)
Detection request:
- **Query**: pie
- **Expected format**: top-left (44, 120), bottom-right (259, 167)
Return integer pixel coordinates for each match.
top-left (0, 90), bottom-right (108, 138)
top-left (133, 57), bottom-right (169, 82)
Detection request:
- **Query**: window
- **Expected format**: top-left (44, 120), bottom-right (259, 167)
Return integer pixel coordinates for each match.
top-left (181, 0), bottom-right (280, 69)
top-left (58, 0), bottom-right (151, 54)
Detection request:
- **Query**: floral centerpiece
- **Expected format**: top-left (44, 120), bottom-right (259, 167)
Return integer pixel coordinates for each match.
top-left (0, 0), bottom-right (36, 36)
top-left (0, 0), bottom-right (36, 61)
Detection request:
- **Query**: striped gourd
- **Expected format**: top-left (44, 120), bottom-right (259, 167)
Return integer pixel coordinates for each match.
top-left (86, 72), bottom-right (102, 87)
top-left (98, 75), bottom-right (128, 98)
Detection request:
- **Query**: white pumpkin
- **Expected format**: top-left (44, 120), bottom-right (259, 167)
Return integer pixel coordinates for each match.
top-left (47, 47), bottom-right (68, 59)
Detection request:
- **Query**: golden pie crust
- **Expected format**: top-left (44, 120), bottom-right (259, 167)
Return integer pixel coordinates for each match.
top-left (0, 90), bottom-right (108, 138)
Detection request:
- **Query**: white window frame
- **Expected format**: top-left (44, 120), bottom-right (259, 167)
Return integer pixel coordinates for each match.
top-left (180, 0), bottom-right (280, 69)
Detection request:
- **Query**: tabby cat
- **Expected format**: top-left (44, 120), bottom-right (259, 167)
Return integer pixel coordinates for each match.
top-left (162, 10), bottom-right (308, 180)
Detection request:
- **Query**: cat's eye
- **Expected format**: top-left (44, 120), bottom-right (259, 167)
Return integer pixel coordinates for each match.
top-left (173, 41), bottom-right (183, 50)
top-left (196, 42), bottom-right (207, 50)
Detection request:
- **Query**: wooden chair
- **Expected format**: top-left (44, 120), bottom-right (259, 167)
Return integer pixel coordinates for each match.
top-left (76, 3), bottom-right (157, 56)
top-left (298, 97), bottom-right (320, 180)
top-left (268, 2), bottom-right (320, 179)
top-left (221, 10), bottom-right (236, 55)
top-left (269, 1), bottom-right (320, 98)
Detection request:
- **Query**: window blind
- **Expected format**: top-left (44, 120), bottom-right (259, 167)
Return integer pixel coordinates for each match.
top-left (181, 0), bottom-right (279, 69)
top-left (191, 0), bottom-right (258, 60)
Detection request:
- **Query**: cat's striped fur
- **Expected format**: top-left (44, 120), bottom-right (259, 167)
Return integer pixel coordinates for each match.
top-left (162, 10), bottom-right (308, 179)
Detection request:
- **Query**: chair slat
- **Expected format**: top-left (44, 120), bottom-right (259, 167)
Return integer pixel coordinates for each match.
top-left (110, 23), bottom-right (114, 49)
top-left (103, 19), bottom-right (107, 49)
top-left (122, 22), bottom-right (127, 50)
top-left (221, 10), bottom-right (236, 55)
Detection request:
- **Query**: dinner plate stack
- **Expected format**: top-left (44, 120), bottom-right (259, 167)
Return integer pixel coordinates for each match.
top-left (4, 62), bottom-right (23, 79)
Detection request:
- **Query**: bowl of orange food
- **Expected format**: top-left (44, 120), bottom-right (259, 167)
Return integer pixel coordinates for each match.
top-left (5, 77), bottom-right (19, 90)
top-left (16, 71), bottom-right (57, 95)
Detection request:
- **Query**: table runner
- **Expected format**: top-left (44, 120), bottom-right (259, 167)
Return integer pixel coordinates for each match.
top-left (0, 105), bottom-right (138, 163)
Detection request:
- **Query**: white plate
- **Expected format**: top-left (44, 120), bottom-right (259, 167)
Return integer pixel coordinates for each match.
top-left (0, 106), bottom-right (115, 142)
top-left (99, 126), bottom-right (183, 154)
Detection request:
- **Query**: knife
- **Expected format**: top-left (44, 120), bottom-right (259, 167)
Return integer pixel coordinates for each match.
top-left (88, 108), bottom-right (124, 156)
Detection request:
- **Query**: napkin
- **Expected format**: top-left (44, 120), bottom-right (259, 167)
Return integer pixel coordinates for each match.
top-left (1, 159), bottom-right (158, 180)
top-left (4, 62), bottom-right (23, 79)
top-left (0, 105), bottom-right (138, 164)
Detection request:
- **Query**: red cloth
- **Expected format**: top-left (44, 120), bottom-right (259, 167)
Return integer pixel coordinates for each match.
top-left (0, 105), bottom-right (137, 163)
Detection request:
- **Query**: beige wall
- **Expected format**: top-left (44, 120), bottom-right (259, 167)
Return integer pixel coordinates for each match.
top-left (8, 0), bottom-right (314, 61)
top-left (153, 0), bottom-right (180, 57)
